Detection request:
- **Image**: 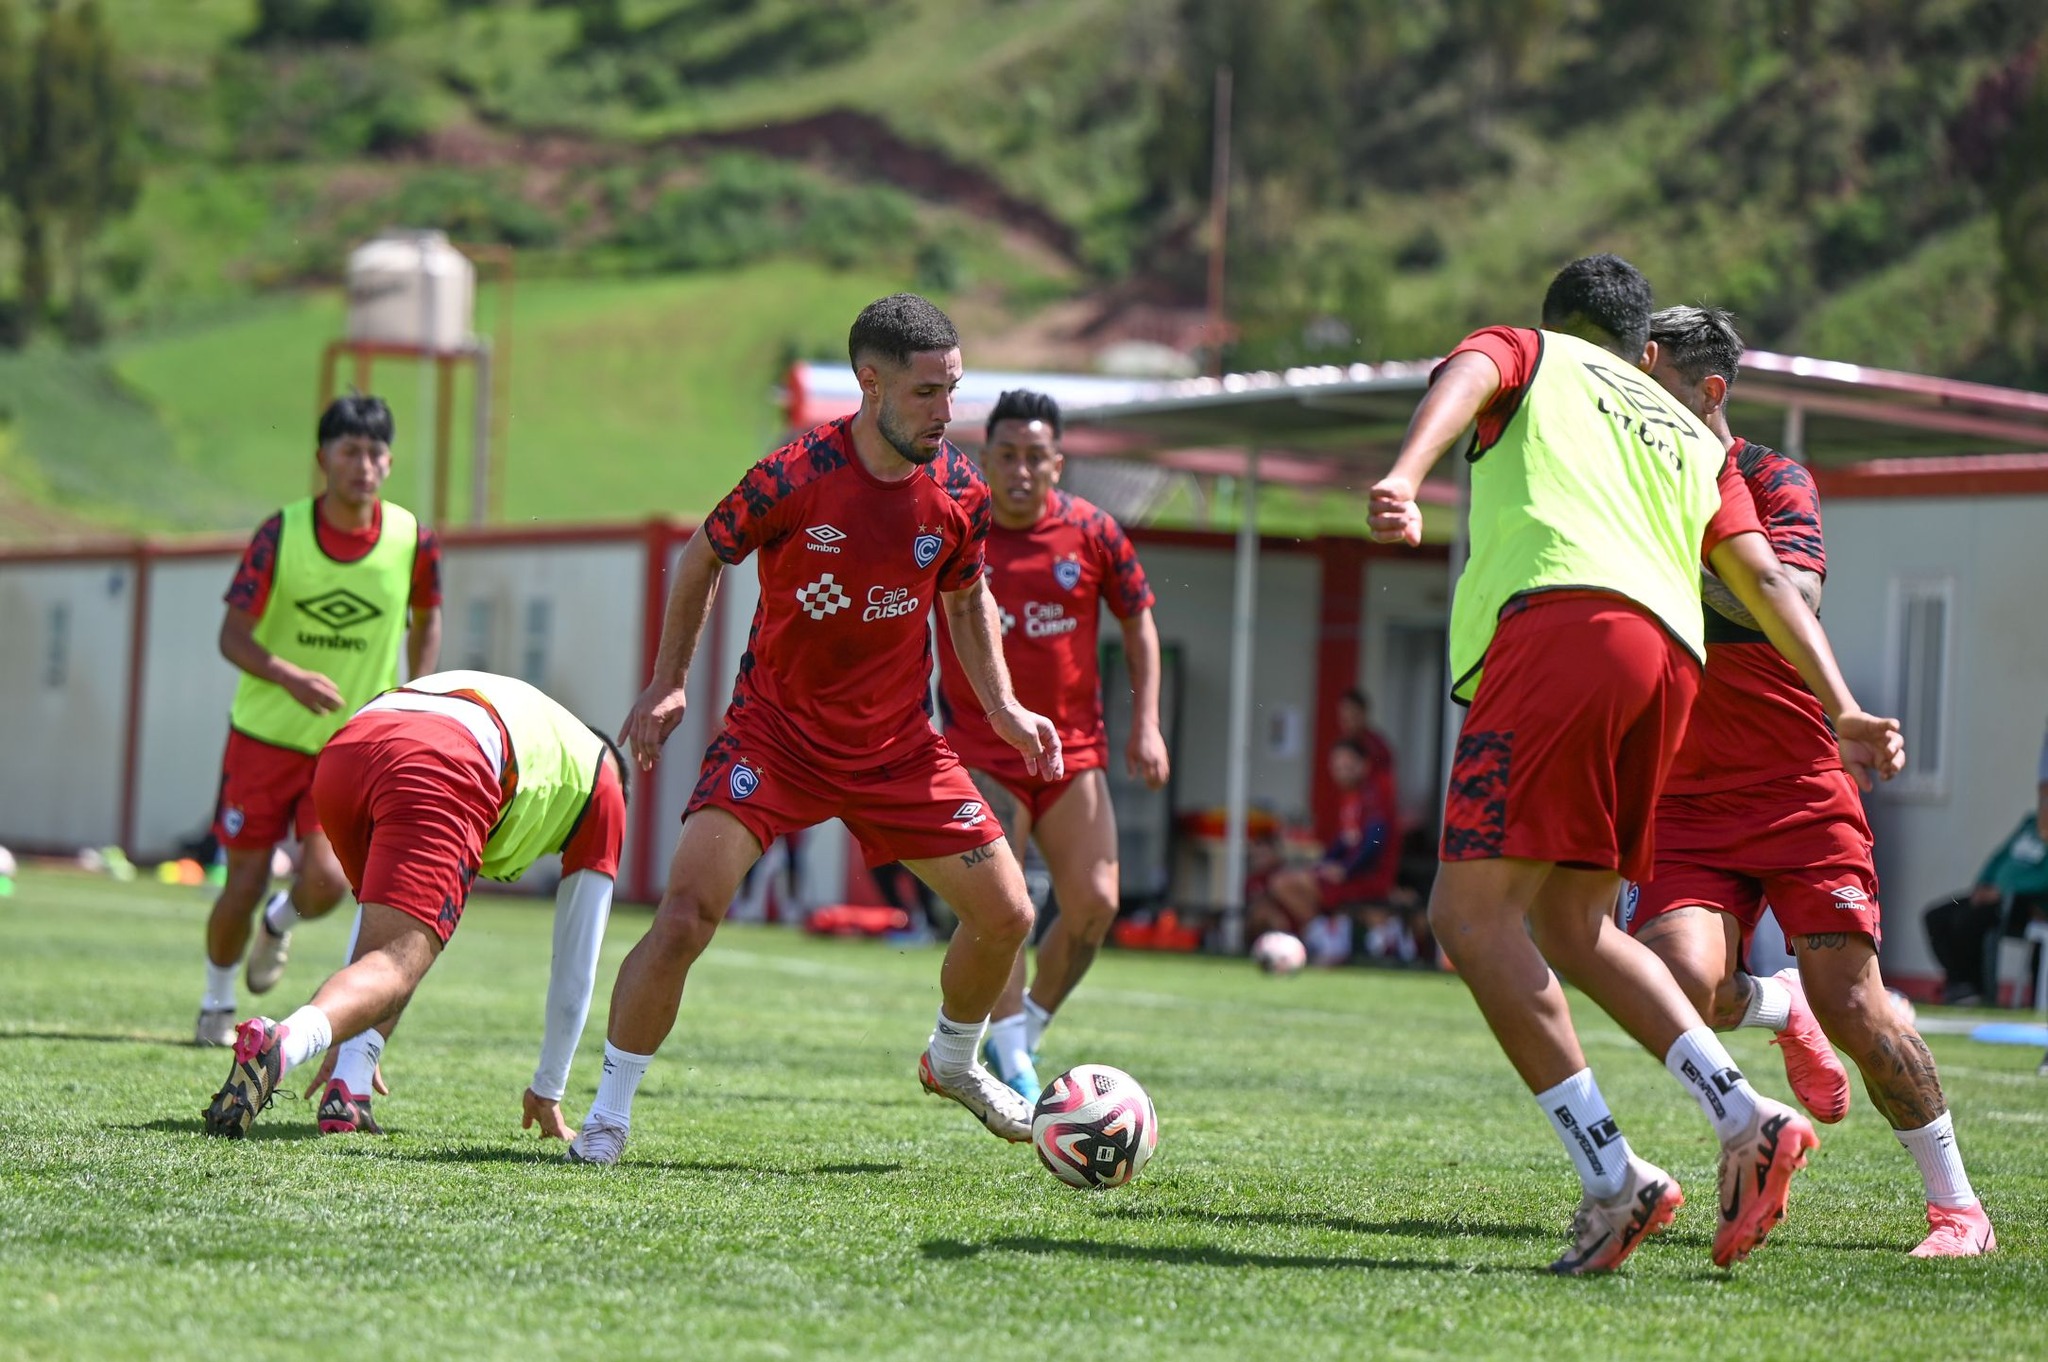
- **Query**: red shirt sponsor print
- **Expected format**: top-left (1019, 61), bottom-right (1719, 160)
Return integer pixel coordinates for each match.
top-left (936, 490), bottom-right (1154, 776)
top-left (1663, 437), bottom-right (1839, 795)
top-left (703, 417), bottom-right (990, 774)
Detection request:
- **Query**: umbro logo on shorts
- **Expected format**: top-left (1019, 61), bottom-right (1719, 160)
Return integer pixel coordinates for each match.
top-left (795, 573), bottom-right (852, 620)
top-left (729, 763), bottom-right (760, 800)
top-left (805, 524), bottom-right (846, 554)
top-left (1831, 885), bottom-right (1870, 907)
top-left (1054, 559), bottom-right (1082, 591)
top-left (913, 533), bottom-right (944, 570)
top-left (953, 801), bottom-right (987, 828)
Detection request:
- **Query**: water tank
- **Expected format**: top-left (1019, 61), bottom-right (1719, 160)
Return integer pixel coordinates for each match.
top-left (346, 230), bottom-right (475, 352)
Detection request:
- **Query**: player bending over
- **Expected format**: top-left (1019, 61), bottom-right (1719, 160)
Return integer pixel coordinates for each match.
top-left (202, 671), bottom-right (626, 1139)
top-left (571, 294), bottom-right (1062, 1165)
top-left (1625, 304), bottom-right (1993, 1257)
top-left (934, 389), bottom-right (1170, 1103)
top-left (1368, 254), bottom-right (1904, 1274)
top-left (196, 394), bottom-right (442, 1046)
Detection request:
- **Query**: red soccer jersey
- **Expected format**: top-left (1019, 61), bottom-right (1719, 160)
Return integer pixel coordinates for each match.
top-left (1662, 437), bottom-right (1839, 795)
top-left (935, 490), bottom-right (1155, 776)
top-left (703, 417), bottom-right (990, 774)
top-left (225, 497), bottom-right (442, 618)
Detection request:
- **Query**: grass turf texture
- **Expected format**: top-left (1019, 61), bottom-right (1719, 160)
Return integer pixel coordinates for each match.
top-left (2, 866), bottom-right (2042, 1361)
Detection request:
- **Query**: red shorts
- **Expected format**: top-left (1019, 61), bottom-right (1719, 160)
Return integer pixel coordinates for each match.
top-left (213, 729), bottom-right (321, 851)
top-left (312, 710), bottom-right (506, 945)
top-left (687, 721), bottom-right (1002, 867)
top-left (1442, 592), bottom-right (1701, 884)
top-left (973, 763), bottom-right (1099, 824)
top-left (1321, 871), bottom-right (1393, 911)
top-left (1626, 770), bottom-right (1882, 953)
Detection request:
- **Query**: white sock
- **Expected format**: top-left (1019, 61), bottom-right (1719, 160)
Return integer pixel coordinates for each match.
top-left (1895, 1111), bottom-right (1979, 1209)
top-left (927, 1009), bottom-right (985, 1079)
top-left (277, 1004), bottom-right (332, 1074)
top-left (588, 1042), bottom-right (653, 1130)
top-left (987, 1013), bottom-right (1033, 1076)
top-left (263, 890), bottom-right (300, 936)
top-left (1535, 1068), bottom-right (1631, 1201)
top-left (332, 1031), bottom-right (384, 1096)
top-left (1664, 1026), bottom-right (1761, 1143)
top-left (1739, 973), bottom-right (1793, 1031)
top-left (202, 961), bottom-right (238, 1012)
top-left (1022, 996), bottom-right (1053, 1052)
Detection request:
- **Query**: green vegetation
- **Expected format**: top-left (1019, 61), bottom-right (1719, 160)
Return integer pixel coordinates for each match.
top-left (3, 866), bottom-right (2044, 1359)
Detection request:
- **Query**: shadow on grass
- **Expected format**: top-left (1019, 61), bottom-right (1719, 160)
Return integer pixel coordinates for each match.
top-left (0, 1028), bottom-right (190, 1047)
top-left (116, 1117), bottom-right (323, 1142)
top-left (923, 1235), bottom-right (1543, 1275)
top-left (386, 1148), bottom-right (907, 1178)
top-left (1093, 1205), bottom-right (1555, 1243)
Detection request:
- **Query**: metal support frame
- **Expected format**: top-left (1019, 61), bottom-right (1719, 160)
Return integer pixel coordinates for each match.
top-left (1219, 447), bottom-right (1260, 954)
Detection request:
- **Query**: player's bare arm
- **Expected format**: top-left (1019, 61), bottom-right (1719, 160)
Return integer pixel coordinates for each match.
top-left (1705, 529), bottom-right (1904, 786)
top-left (942, 576), bottom-right (1063, 779)
top-left (1120, 607), bottom-right (1169, 788)
top-left (406, 604), bottom-right (442, 680)
top-left (1702, 561), bottom-right (1821, 630)
top-left (1369, 350), bottom-right (1501, 545)
top-left (219, 604), bottom-right (343, 715)
top-left (620, 530), bottom-right (725, 770)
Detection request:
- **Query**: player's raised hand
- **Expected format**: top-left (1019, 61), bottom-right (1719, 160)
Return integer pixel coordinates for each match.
top-left (619, 681), bottom-right (688, 772)
top-left (1367, 475), bottom-right (1423, 546)
top-left (522, 1088), bottom-right (577, 1140)
top-left (285, 668), bottom-right (345, 715)
top-left (1126, 723), bottom-right (1170, 790)
top-left (988, 700), bottom-right (1063, 780)
top-left (1834, 710), bottom-right (1905, 790)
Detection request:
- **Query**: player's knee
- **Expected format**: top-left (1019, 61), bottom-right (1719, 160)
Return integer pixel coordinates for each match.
top-left (297, 869), bottom-right (350, 916)
top-left (1061, 885), bottom-right (1119, 943)
top-left (1808, 977), bottom-right (1887, 1052)
top-left (987, 895), bottom-right (1033, 951)
top-left (649, 886), bottom-right (723, 961)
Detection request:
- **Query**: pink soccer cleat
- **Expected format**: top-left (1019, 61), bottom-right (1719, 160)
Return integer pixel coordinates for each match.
top-left (1713, 1097), bottom-right (1820, 1267)
top-left (1768, 969), bottom-right (1850, 1124)
top-left (1549, 1156), bottom-right (1685, 1275)
top-left (1909, 1202), bottom-right (1996, 1258)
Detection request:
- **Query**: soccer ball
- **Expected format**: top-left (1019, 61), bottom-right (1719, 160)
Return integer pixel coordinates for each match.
top-left (1031, 1064), bottom-right (1158, 1190)
top-left (1887, 988), bottom-right (1917, 1028)
top-left (0, 845), bottom-right (15, 879)
top-left (1251, 930), bottom-right (1307, 975)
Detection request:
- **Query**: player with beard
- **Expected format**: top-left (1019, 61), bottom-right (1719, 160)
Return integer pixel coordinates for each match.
top-left (1628, 304), bottom-right (1994, 1258)
top-left (570, 295), bottom-right (1063, 1164)
top-left (934, 389), bottom-right (1169, 1102)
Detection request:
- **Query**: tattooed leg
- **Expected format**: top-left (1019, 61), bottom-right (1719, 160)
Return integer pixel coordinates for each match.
top-left (1632, 905), bottom-right (1748, 1028)
top-left (1795, 932), bottom-right (1946, 1129)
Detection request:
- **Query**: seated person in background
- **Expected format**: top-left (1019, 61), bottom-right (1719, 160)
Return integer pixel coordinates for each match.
top-left (1925, 810), bottom-right (2048, 1005)
top-left (1336, 687), bottom-right (1396, 778)
top-left (1246, 740), bottom-right (1397, 964)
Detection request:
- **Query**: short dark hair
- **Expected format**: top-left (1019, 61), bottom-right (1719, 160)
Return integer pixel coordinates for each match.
top-left (1340, 687), bottom-right (1369, 708)
top-left (1332, 738), bottom-right (1369, 761)
top-left (1649, 304), bottom-right (1745, 388)
top-left (318, 393), bottom-right (394, 447)
top-left (848, 293), bottom-right (959, 371)
top-left (985, 388), bottom-right (1062, 442)
top-left (1541, 254), bottom-right (1654, 357)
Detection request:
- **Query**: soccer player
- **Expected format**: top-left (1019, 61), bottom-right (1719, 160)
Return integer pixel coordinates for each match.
top-left (933, 389), bottom-right (1170, 1102)
top-left (571, 294), bottom-right (1063, 1165)
top-left (1626, 304), bottom-right (1995, 1257)
top-left (1367, 254), bottom-right (1904, 1273)
top-left (196, 394), bottom-right (441, 1046)
top-left (202, 670), bottom-right (626, 1139)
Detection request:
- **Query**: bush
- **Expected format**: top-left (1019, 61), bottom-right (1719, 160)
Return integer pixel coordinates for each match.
top-left (215, 50), bottom-right (430, 161)
top-left (245, 0), bottom-right (393, 46)
top-left (618, 155), bottom-right (917, 273)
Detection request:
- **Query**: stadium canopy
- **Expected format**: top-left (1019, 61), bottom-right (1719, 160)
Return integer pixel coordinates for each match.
top-left (786, 355), bottom-right (2048, 949)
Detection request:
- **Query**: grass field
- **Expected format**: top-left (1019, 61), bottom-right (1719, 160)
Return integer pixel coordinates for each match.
top-left (3, 866), bottom-right (2042, 1361)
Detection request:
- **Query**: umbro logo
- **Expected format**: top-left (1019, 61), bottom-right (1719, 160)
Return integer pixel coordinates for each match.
top-left (953, 801), bottom-right (987, 828)
top-left (806, 524), bottom-right (846, 554)
top-left (295, 588), bottom-right (383, 633)
top-left (795, 573), bottom-right (852, 620)
top-left (1831, 886), bottom-right (1870, 907)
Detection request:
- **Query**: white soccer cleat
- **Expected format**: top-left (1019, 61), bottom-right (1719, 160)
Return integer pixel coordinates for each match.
top-left (1550, 1155), bottom-right (1684, 1275)
top-left (566, 1118), bottom-right (628, 1166)
top-left (194, 1007), bottom-right (238, 1047)
top-left (245, 917), bottom-right (292, 995)
top-left (918, 1051), bottom-right (1032, 1143)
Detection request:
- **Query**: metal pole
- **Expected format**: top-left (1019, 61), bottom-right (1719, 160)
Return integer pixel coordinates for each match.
top-left (1782, 402), bottom-right (1807, 462)
top-left (1204, 64), bottom-right (1233, 377)
top-left (1220, 447), bottom-right (1260, 955)
top-left (470, 344), bottom-right (492, 526)
top-left (416, 236), bottom-right (436, 522)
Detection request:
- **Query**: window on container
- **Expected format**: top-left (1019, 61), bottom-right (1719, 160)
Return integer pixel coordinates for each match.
top-left (1887, 578), bottom-right (1953, 795)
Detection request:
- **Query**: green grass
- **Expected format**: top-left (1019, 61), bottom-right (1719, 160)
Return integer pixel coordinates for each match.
top-left (2, 867), bottom-right (2042, 1360)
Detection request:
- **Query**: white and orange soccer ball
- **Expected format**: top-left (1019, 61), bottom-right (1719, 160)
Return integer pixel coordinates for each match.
top-left (1251, 930), bottom-right (1308, 976)
top-left (1031, 1064), bottom-right (1158, 1190)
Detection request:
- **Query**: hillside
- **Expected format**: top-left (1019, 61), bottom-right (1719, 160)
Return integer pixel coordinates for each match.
top-left (3, 0), bottom-right (2043, 539)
